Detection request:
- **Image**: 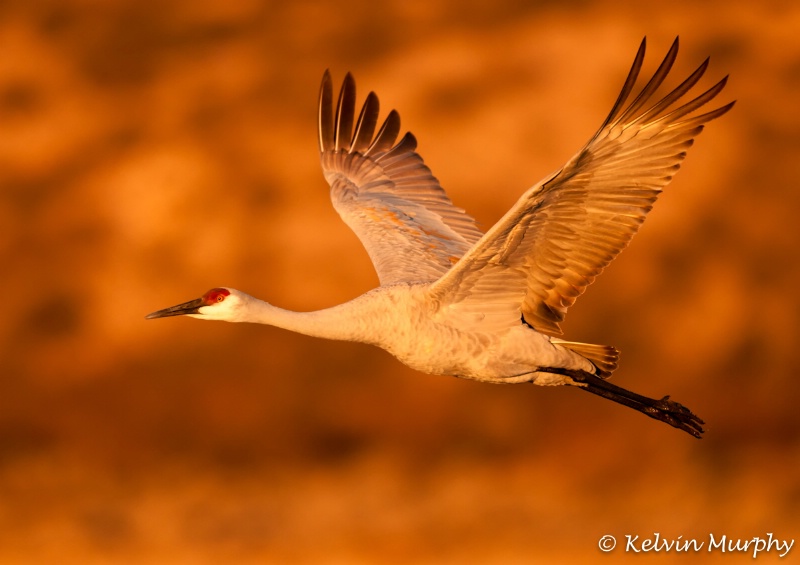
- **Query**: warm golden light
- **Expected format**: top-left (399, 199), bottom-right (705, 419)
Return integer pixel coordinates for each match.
top-left (1, 1), bottom-right (797, 562)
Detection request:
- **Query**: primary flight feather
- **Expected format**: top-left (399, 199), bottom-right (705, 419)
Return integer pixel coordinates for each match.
top-left (148, 38), bottom-right (733, 438)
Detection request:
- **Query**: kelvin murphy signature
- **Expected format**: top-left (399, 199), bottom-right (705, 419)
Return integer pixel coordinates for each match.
top-left (598, 532), bottom-right (794, 558)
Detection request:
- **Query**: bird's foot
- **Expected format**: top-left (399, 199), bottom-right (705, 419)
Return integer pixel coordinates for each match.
top-left (637, 394), bottom-right (705, 438)
top-left (539, 367), bottom-right (705, 438)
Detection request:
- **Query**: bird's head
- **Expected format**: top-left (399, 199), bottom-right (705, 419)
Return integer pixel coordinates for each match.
top-left (146, 287), bottom-right (247, 322)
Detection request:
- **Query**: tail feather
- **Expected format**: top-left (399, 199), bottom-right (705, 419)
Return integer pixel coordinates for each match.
top-left (552, 339), bottom-right (619, 379)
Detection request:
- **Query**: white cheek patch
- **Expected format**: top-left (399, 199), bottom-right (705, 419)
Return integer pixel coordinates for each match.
top-left (190, 303), bottom-right (238, 322)
top-left (188, 306), bottom-right (213, 319)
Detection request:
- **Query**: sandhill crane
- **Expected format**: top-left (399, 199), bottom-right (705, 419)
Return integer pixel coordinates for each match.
top-left (147, 38), bottom-right (733, 438)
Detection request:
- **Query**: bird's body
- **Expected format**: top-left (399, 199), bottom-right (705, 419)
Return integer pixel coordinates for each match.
top-left (148, 38), bottom-right (733, 437)
top-left (207, 285), bottom-right (592, 383)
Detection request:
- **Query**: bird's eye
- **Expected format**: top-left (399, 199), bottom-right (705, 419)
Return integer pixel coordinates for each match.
top-left (203, 288), bottom-right (231, 306)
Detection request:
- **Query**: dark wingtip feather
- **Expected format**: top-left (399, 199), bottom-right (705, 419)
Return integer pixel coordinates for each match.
top-left (318, 70), bottom-right (334, 153)
top-left (671, 98), bottom-right (735, 130)
top-left (367, 109), bottom-right (401, 155)
top-left (351, 91), bottom-right (381, 153)
top-left (334, 73), bottom-right (357, 152)
top-left (380, 131), bottom-right (418, 163)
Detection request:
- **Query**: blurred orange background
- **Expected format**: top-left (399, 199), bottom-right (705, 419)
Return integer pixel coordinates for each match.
top-left (2, 0), bottom-right (798, 562)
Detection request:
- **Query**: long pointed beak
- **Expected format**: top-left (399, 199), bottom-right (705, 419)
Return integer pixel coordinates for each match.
top-left (145, 297), bottom-right (204, 319)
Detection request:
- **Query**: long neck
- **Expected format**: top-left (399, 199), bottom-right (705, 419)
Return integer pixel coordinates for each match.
top-left (238, 293), bottom-right (373, 343)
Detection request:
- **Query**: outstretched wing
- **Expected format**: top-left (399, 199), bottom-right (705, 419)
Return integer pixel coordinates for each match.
top-left (319, 71), bottom-right (483, 286)
top-left (429, 37), bottom-right (734, 334)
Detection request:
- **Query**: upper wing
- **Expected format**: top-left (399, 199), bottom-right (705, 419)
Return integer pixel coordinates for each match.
top-left (318, 71), bottom-right (483, 286)
top-left (429, 37), bottom-right (734, 334)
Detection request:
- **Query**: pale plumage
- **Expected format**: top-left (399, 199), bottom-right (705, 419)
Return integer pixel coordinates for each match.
top-left (147, 38), bottom-right (733, 438)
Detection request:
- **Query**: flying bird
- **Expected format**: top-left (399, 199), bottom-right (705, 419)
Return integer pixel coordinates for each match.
top-left (147, 38), bottom-right (733, 438)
